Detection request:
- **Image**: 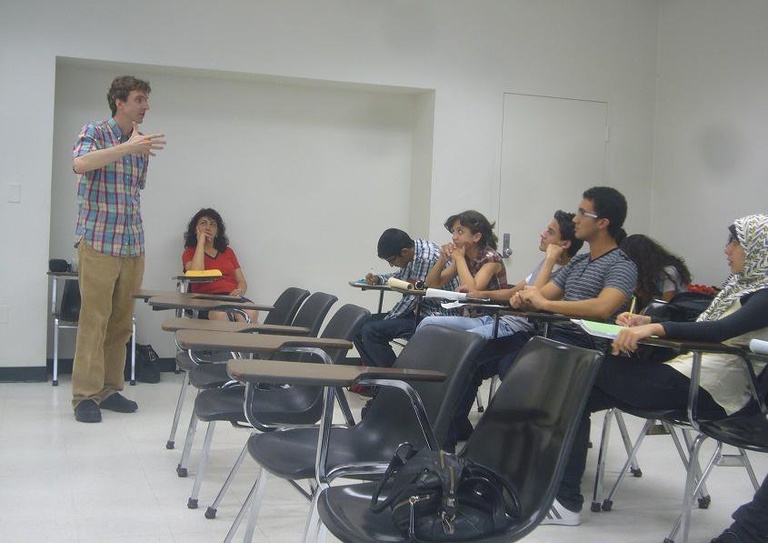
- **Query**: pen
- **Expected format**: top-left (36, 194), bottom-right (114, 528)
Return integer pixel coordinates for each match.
top-left (626, 295), bottom-right (637, 326)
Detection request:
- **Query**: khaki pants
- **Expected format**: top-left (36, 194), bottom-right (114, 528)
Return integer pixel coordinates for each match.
top-left (71, 242), bottom-right (144, 408)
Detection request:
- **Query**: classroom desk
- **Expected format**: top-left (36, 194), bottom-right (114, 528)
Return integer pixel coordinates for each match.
top-left (145, 293), bottom-right (273, 320)
top-left (348, 280), bottom-right (391, 313)
top-left (175, 329), bottom-right (352, 359)
top-left (172, 274), bottom-right (221, 293)
top-left (161, 317), bottom-right (311, 336)
top-left (226, 357), bottom-right (446, 489)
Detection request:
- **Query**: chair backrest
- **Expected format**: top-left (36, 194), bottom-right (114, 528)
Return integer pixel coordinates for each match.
top-left (290, 292), bottom-right (338, 337)
top-left (459, 336), bottom-right (602, 540)
top-left (59, 279), bottom-right (81, 323)
top-left (319, 304), bottom-right (372, 364)
top-left (263, 287), bottom-right (310, 326)
top-left (244, 303), bottom-right (370, 426)
top-left (356, 326), bottom-right (487, 449)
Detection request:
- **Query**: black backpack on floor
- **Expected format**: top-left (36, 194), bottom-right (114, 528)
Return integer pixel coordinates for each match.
top-left (125, 341), bottom-right (161, 383)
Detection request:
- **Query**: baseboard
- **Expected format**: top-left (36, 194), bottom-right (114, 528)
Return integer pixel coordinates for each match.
top-left (0, 366), bottom-right (48, 382)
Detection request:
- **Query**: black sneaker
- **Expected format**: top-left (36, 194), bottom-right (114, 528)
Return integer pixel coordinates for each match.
top-left (74, 399), bottom-right (102, 423)
top-left (100, 393), bottom-right (138, 413)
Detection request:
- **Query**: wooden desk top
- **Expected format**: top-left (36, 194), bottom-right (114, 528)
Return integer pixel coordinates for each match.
top-left (348, 280), bottom-right (392, 291)
top-left (498, 309), bottom-right (572, 323)
top-left (133, 289), bottom-right (177, 301)
top-left (227, 359), bottom-right (446, 387)
top-left (161, 317), bottom-right (310, 336)
top-left (146, 293), bottom-right (273, 312)
top-left (176, 329), bottom-right (352, 354)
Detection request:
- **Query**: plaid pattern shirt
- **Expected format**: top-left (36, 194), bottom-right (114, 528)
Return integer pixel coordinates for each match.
top-left (373, 238), bottom-right (459, 319)
top-left (73, 117), bottom-right (147, 257)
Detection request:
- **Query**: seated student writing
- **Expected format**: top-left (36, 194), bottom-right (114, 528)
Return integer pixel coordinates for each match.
top-left (620, 233), bottom-right (691, 309)
top-left (181, 208), bottom-right (259, 322)
top-left (418, 210), bottom-right (582, 339)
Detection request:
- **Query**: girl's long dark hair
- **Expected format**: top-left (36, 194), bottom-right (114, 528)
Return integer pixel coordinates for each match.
top-left (444, 210), bottom-right (498, 250)
top-left (184, 208), bottom-right (229, 253)
top-left (620, 234), bottom-right (692, 308)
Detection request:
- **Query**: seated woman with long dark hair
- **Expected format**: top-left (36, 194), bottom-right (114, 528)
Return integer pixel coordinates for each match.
top-left (546, 214), bottom-right (768, 527)
top-left (620, 233), bottom-right (692, 309)
top-left (182, 208), bottom-right (259, 322)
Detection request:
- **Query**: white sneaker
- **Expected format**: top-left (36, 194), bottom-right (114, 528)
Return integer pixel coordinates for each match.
top-left (541, 499), bottom-right (581, 526)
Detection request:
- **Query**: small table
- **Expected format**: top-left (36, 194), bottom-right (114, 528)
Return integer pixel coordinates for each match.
top-left (161, 317), bottom-right (311, 336)
top-left (145, 293), bottom-right (273, 321)
top-left (348, 280), bottom-right (391, 314)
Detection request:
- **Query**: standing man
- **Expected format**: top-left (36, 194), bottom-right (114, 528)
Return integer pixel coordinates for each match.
top-left (354, 228), bottom-right (458, 368)
top-left (71, 75), bottom-right (166, 423)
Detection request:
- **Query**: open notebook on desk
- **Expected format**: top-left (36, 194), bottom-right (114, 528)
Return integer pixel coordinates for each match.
top-left (571, 319), bottom-right (626, 340)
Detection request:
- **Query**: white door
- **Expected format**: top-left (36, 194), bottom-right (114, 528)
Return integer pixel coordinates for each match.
top-left (497, 93), bottom-right (608, 282)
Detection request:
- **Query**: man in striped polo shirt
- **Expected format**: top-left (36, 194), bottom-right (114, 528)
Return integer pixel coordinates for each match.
top-left (71, 76), bottom-right (166, 423)
top-left (510, 185), bottom-right (637, 525)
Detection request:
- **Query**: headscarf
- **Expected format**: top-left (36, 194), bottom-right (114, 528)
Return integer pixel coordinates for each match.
top-left (698, 214), bottom-right (768, 321)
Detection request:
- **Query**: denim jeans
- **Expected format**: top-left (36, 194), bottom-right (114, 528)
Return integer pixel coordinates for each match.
top-left (353, 313), bottom-right (417, 368)
top-left (416, 315), bottom-right (519, 339)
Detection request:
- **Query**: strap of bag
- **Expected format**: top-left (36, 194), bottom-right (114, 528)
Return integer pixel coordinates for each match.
top-left (370, 442), bottom-right (418, 512)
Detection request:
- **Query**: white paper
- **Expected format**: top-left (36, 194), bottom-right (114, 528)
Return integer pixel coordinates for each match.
top-left (425, 288), bottom-right (467, 301)
top-left (749, 338), bottom-right (768, 355)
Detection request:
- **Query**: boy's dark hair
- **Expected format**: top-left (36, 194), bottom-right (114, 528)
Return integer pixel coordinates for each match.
top-left (444, 210), bottom-right (498, 250)
top-left (553, 210), bottom-right (584, 257)
top-left (184, 208), bottom-right (229, 253)
top-left (108, 75), bottom-right (151, 116)
top-left (583, 186), bottom-right (628, 243)
top-left (377, 228), bottom-right (414, 259)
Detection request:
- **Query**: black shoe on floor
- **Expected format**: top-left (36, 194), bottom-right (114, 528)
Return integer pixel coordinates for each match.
top-left (100, 393), bottom-right (138, 413)
top-left (74, 399), bottom-right (102, 423)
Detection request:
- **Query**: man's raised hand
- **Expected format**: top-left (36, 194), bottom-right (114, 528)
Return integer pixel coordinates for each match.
top-left (127, 122), bottom-right (166, 156)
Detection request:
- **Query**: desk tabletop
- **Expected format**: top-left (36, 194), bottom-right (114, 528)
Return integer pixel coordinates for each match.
top-left (47, 271), bottom-right (78, 279)
top-left (161, 317), bottom-right (310, 336)
top-left (498, 309), bottom-right (573, 323)
top-left (348, 280), bottom-right (392, 291)
top-left (176, 329), bottom-right (352, 353)
top-left (146, 293), bottom-right (273, 312)
top-left (133, 289), bottom-right (177, 301)
top-left (227, 359), bottom-right (446, 387)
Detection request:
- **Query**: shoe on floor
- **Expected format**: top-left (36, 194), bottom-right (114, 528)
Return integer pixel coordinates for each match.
top-left (74, 399), bottom-right (102, 423)
top-left (541, 499), bottom-right (581, 526)
top-left (100, 393), bottom-right (138, 413)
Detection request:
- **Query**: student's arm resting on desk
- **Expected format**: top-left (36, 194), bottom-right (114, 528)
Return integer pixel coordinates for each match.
top-left (424, 247), bottom-right (456, 288)
top-left (513, 284), bottom-right (629, 320)
top-left (232, 268), bottom-right (248, 296)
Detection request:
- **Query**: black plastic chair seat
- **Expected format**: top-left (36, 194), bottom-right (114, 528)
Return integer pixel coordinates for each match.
top-left (189, 363), bottom-right (231, 389)
top-left (194, 387), bottom-right (248, 424)
top-left (700, 412), bottom-right (768, 453)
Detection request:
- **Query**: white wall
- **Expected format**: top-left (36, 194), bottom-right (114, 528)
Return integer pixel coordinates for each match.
top-left (0, 0), bottom-right (661, 367)
top-left (652, 0), bottom-right (768, 285)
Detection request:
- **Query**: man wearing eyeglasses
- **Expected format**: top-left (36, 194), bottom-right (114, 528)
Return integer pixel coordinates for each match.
top-left (354, 229), bottom-right (458, 369)
top-left (509, 185), bottom-right (637, 526)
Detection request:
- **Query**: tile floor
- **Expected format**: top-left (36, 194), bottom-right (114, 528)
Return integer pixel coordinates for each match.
top-left (0, 374), bottom-right (765, 543)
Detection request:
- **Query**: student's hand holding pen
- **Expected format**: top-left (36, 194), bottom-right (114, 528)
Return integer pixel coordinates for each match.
top-left (615, 312), bottom-right (652, 327)
top-left (612, 322), bottom-right (665, 355)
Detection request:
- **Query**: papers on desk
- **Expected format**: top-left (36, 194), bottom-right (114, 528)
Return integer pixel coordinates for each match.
top-left (571, 319), bottom-right (624, 340)
top-left (440, 300), bottom-right (502, 309)
top-left (185, 269), bottom-right (222, 278)
top-left (425, 288), bottom-right (466, 301)
top-left (750, 338), bottom-right (768, 355)
top-left (387, 277), bottom-right (414, 290)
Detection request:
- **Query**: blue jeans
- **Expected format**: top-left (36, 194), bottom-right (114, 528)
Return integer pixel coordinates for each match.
top-left (354, 313), bottom-right (417, 368)
top-left (416, 315), bottom-right (518, 339)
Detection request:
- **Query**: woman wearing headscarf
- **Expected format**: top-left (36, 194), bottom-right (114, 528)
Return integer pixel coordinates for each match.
top-left (545, 214), bottom-right (768, 527)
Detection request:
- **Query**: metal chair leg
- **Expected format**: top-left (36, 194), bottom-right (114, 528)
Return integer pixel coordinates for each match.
top-left (166, 371), bottom-right (190, 449)
top-left (206, 440), bottom-right (251, 519)
top-left (177, 405), bottom-right (199, 478)
top-left (188, 420), bottom-right (216, 509)
top-left (53, 317), bottom-right (60, 386)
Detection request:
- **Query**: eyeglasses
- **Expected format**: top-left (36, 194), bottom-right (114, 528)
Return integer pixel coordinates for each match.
top-left (576, 208), bottom-right (600, 220)
top-left (197, 219), bottom-right (218, 228)
top-left (385, 255), bottom-right (399, 266)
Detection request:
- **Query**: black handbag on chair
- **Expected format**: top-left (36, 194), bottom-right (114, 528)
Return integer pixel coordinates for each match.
top-left (60, 280), bottom-right (81, 322)
top-left (370, 443), bottom-right (519, 542)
